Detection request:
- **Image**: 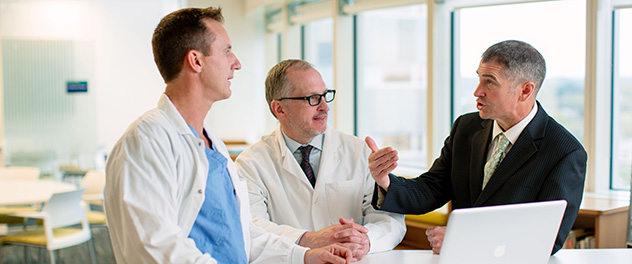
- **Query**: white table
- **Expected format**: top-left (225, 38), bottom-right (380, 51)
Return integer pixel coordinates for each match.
top-left (356, 249), bottom-right (632, 263)
top-left (0, 180), bottom-right (76, 206)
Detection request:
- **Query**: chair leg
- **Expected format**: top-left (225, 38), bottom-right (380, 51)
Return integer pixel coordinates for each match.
top-left (87, 239), bottom-right (97, 264)
top-left (48, 249), bottom-right (56, 264)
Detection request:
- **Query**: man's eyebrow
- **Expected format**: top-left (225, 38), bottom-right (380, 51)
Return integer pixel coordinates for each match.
top-left (479, 73), bottom-right (498, 82)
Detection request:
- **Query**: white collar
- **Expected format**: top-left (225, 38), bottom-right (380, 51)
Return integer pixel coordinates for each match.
top-left (281, 130), bottom-right (324, 153)
top-left (492, 103), bottom-right (538, 144)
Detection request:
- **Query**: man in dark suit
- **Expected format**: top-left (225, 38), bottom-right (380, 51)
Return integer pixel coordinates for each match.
top-left (365, 40), bottom-right (586, 255)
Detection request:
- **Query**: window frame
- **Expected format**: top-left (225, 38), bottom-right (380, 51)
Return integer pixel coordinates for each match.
top-left (261, 0), bottom-right (632, 194)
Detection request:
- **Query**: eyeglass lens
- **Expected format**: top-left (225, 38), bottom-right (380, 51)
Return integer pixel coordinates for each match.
top-left (308, 91), bottom-right (335, 106)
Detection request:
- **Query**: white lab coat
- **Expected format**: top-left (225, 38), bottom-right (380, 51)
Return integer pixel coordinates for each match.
top-left (104, 94), bottom-right (307, 264)
top-left (235, 126), bottom-right (406, 253)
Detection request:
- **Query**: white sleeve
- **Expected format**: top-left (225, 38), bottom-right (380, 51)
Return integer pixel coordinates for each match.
top-left (248, 223), bottom-right (309, 264)
top-left (235, 152), bottom-right (308, 243)
top-left (360, 148), bottom-right (407, 253)
top-left (104, 129), bottom-right (215, 264)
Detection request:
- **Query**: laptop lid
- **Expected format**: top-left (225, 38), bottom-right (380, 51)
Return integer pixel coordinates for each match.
top-left (438, 200), bottom-right (567, 264)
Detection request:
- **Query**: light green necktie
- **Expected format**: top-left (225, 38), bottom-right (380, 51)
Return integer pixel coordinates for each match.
top-left (482, 133), bottom-right (511, 190)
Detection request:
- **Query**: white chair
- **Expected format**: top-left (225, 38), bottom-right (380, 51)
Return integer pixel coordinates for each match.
top-left (0, 166), bottom-right (40, 181)
top-left (0, 189), bottom-right (97, 264)
top-left (79, 170), bottom-right (107, 227)
top-left (79, 170), bottom-right (105, 204)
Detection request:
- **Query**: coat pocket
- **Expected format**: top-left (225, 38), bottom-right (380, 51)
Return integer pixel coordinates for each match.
top-left (325, 179), bottom-right (363, 222)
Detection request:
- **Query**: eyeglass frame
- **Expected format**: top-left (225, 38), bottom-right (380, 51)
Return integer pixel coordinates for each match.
top-left (277, 89), bottom-right (336, 106)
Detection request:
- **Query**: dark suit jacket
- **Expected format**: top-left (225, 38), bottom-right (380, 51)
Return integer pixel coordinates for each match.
top-left (373, 102), bottom-right (587, 254)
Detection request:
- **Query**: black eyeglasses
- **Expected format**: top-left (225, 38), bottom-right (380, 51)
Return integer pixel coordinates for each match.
top-left (278, 90), bottom-right (336, 106)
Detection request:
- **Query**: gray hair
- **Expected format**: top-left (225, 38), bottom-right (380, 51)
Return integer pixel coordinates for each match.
top-left (481, 40), bottom-right (546, 93)
top-left (265, 59), bottom-right (314, 118)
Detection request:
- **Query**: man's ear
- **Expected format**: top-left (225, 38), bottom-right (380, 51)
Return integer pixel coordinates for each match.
top-left (185, 50), bottom-right (203, 73)
top-left (519, 81), bottom-right (536, 101)
top-left (271, 100), bottom-right (286, 119)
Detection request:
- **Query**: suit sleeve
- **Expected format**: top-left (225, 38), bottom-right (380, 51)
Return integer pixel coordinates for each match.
top-left (537, 147), bottom-right (587, 254)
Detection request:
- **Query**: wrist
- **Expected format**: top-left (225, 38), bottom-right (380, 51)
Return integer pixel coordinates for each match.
top-left (298, 231), bottom-right (312, 247)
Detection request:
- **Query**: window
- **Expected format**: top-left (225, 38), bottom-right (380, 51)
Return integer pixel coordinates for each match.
top-left (302, 18), bottom-right (334, 127)
top-left (356, 4), bottom-right (428, 173)
top-left (611, 7), bottom-right (632, 190)
top-left (303, 18), bottom-right (334, 88)
top-left (453, 0), bottom-right (586, 143)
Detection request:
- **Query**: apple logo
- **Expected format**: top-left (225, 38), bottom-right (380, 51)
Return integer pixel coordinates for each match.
top-left (494, 243), bottom-right (507, 258)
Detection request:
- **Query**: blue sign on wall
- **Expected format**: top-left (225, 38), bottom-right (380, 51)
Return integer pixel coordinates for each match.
top-left (67, 81), bottom-right (88, 93)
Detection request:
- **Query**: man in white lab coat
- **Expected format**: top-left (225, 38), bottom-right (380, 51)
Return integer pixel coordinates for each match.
top-left (235, 59), bottom-right (406, 260)
top-left (105, 7), bottom-right (352, 264)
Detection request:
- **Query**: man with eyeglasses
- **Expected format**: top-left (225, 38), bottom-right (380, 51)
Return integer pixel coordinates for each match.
top-left (235, 59), bottom-right (406, 260)
top-left (105, 8), bottom-right (353, 264)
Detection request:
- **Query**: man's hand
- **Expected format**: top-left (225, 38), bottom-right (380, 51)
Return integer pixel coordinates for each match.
top-left (299, 218), bottom-right (369, 249)
top-left (426, 226), bottom-right (446, 254)
top-left (338, 218), bottom-right (370, 260)
top-left (365, 136), bottom-right (398, 191)
top-left (304, 244), bottom-right (352, 264)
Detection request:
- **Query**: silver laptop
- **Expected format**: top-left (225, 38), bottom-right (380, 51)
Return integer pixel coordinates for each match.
top-left (438, 200), bottom-right (567, 264)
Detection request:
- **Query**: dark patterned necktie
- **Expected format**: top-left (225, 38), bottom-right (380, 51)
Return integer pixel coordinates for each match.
top-left (299, 145), bottom-right (316, 187)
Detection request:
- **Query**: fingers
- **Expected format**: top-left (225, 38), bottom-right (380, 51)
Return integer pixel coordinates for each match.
top-left (333, 229), bottom-right (369, 244)
top-left (368, 148), bottom-right (398, 186)
top-left (337, 218), bottom-right (368, 233)
top-left (337, 217), bottom-right (354, 225)
top-left (336, 221), bottom-right (368, 235)
top-left (368, 147), bottom-right (399, 171)
top-left (370, 157), bottom-right (398, 178)
top-left (369, 148), bottom-right (399, 169)
top-left (426, 226), bottom-right (446, 255)
top-left (322, 244), bottom-right (352, 264)
top-left (365, 136), bottom-right (379, 152)
top-left (337, 242), bottom-right (369, 261)
top-left (366, 137), bottom-right (399, 184)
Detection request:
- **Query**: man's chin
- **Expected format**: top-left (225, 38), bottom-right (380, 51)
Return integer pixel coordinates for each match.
top-left (478, 111), bottom-right (489, 119)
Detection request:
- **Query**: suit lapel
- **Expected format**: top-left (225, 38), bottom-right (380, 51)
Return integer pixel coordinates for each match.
top-left (474, 102), bottom-right (547, 205)
top-left (469, 120), bottom-right (492, 204)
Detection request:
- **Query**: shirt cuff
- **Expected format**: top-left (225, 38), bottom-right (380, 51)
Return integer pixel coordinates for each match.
top-left (376, 186), bottom-right (387, 209)
top-left (291, 245), bottom-right (310, 264)
top-left (296, 231), bottom-right (306, 244)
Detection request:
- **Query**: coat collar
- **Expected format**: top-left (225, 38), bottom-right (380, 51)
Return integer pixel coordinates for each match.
top-left (273, 126), bottom-right (342, 190)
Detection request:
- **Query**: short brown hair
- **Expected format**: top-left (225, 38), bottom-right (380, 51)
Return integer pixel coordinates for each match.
top-left (152, 7), bottom-right (224, 82)
top-left (265, 59), bottom-right (314, 118)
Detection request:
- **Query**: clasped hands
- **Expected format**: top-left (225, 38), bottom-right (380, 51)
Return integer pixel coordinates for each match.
top-left (302, 218), bottom-right (370, 264)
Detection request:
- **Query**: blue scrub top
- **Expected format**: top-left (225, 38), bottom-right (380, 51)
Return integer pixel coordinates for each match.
top-left (187, 126), bottom-right (247, 264)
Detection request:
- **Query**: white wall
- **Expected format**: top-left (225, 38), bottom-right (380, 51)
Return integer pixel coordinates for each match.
top-left (92, 0), bottom-right (181, 152)
top-left (190, 0), bottom-right (271, 143)
top-left (1, 0), bottom-right (270, 165)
